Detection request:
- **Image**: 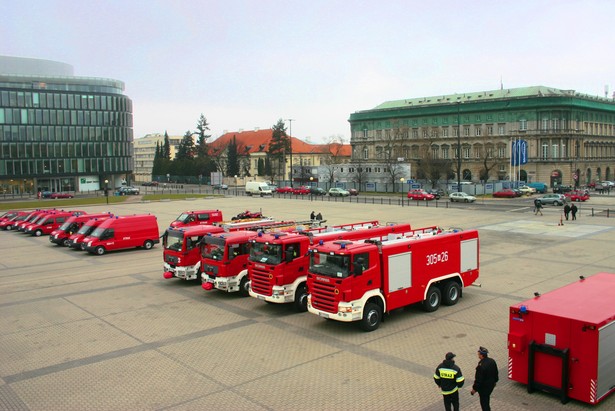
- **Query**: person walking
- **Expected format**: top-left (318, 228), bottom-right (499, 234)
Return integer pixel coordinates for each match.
top-left (571, 203), bottom-right (578, 220)
top-left (471, 346), bottom-right (499, 411)
top-left (434, 352), bottom-right (464, 411)
top-left (563, 203), bottom-right (571, 220)
top-left (310, 211), bottom-right (315, 220)
top-left (534, 198), bottom-right (543, 216)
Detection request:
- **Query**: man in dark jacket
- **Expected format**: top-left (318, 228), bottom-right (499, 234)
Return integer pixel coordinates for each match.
top-left (471, 346), bottom-right (498, 411)
top-left (434, 352), bottom-right (465, 411)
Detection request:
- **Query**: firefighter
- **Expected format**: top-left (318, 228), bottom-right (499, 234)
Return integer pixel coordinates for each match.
top-left (310, 211), bottom-right (315, 220)
top-left (434, 352), bottom-right (464, 411)
top-left (471, 346), bottom-right (499, 411)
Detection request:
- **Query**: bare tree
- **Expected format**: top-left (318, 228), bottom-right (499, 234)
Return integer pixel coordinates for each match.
top-left (478, 142), bottom-right (502, 182)
top-left (415, 145), bottom-right (453, 187)
top-left (381, 123), bottom-right (410, 185)
top-left (321, 135), bottom-right (347, 184)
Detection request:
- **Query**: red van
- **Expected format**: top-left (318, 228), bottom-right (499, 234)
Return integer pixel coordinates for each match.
top-left (50, 213), bottom-right (113, 246)
top-left (68, 216), bottom-right (113, 250)
top-left (0, 212), bottom-right (29, 230)
top-left (169, 210), bottom-right (223, 228)
top-left (26, 211), bottom-right (85, 237)
top-left (18, 209), bottom-right (57, 232)
top-left (83, 214), bottom-right (160, 255)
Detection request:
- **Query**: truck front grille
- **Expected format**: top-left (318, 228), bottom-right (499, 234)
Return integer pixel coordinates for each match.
top-left (310, 280), bottom-right (337, 313)
top-left (250, 267), bottom-right (273, 296)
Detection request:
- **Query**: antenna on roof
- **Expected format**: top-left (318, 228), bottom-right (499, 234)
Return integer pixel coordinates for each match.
top-left (500, 76), bottom-right (503, 90)
top-left (605, 85), bottom-right (609, 98)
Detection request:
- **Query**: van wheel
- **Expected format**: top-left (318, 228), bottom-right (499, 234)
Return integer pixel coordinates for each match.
top-left (360, 302), bottom-right (382, 332)
top-left (95, 246), bottom-right (105, 255)
top-left (144, 240), bottom-right (154, 250)
top-left (239, 276), bottom-right (250, 297)
top-left (442, 282), bottom-right (461, 306)
top-left (422, 286), bottom-right (441, 312)
top-left (62, 238), bottom-right (71, 247)
top-left (34, 229), bottom-right (43, 237)
top-left (294, 284), bottom-right (308, 312)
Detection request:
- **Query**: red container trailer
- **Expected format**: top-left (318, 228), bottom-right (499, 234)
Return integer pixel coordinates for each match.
top-left (508, 272), bottom-right (615, 405)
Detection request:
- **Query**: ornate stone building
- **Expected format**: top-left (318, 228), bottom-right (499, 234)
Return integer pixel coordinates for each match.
top-left (348, 86), bottom-right (615, 188)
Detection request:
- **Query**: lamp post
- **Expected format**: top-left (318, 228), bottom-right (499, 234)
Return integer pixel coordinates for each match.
top-left (400, 177), bottom-right (405, 206)
top-left (104, 179), bottom-right (109, 204)
top-left (456, 101), bottom-right (462, 192)
top-left (286, 119), bottom-right (294, 187)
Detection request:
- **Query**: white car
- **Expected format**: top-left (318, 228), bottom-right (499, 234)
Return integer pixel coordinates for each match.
top-left (449, 192), bottom-right (476, 203)
top-left (518, 185), bottom-right (536, 195)
top-left (328, 188), bottom-right (350, 197)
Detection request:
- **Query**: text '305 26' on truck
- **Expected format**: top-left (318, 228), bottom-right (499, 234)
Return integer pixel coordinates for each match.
top-left (306, 226), bottom-right (479, 331)
top-left (247, 221), bottom-right (414, 312)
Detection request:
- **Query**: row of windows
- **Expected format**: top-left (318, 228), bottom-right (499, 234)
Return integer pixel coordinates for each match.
top-left (0, 157), bottom-right (132, 177)
top-left (1, 125), bottom-right (132, 142)
top-left (0, 108), bottom-right (132, 127)
top-left (0, 142), bottom-right (132, 159)
top-left (0, 90), bottom-right (131, 112)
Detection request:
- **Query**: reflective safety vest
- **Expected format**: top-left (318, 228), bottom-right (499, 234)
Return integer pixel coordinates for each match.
top-left (434, 364), bottom-right (465, 395)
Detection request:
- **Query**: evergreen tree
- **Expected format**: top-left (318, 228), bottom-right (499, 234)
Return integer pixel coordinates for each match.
top-left (152, 141), bottom-right (162, 177)
top-left (257, 158), bottom-right (265, 177)
top-left (195, 114), bottom-right (211, 158)
top-left (264, 157), bottom-right (272, 177)
top-left (268, 119), bottom-right (289, 180)
top-left (175, 130), bottom-right (196, 160)
top-left (163, 131), bottom-right (171, 160)
top-left (226, 136), bottom-right (240, 177)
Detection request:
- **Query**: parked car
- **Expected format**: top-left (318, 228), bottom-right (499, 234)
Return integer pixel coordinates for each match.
top-left (275, 186), bottom-right (294, 194)
top-left (518, 185), bottom-right (536, 195)
top-left (536, 194), bottom-right (567, 206)
top-left (427, 188), bottom-right (445, 200)
top-left (407, 189), bottom-right (435, 201)
top-left (117, 186), bottom-right (140, 195)
top-left (565, 191), bottom-right (590, 202)
top-left (50, 192), bottom-right (74, 199)
top-left (553, 185), bottom-right (573, 194)
top-left (309, 187), bottom-right (326, 195)
top-left (449, 192), bottom-right (476, 203)
top-left (142, 181), bottom-right (159, 186)
top-left (292, 186), bottom-right (311, 195)
top-left (349, 188), bottom-right (359, 196)
top-left (212, 184), bottom-right (228, 190)
top-left (41, 191), bottom-right (53, 198)
top-left (328, 187), bottom-right (350, 197)
top-left (492, 189), bottom-right (517, 198)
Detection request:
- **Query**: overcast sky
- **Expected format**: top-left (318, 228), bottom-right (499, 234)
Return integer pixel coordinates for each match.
top-left (4, 0), bottom-right (614, 143)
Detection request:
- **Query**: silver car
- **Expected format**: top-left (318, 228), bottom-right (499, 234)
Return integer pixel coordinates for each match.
top-left (449, 192), bottom-right (476, 203)
top-left (328, 188), bottom-right (350, 197)
top-left (536, 194), bottom-right (567, 206)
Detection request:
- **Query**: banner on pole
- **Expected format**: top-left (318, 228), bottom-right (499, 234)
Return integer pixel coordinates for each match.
top-left (511, 139), bottom-right (528, 166)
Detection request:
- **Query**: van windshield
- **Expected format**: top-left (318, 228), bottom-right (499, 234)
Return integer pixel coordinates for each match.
top-left (175, 213), bottom-right (191, 223)
top-left (91, 227), bottom-right (106, 238)
top-left (77, 223), bottom-right (96, 235)
top-left (249, 242), bottom-right (282, 265)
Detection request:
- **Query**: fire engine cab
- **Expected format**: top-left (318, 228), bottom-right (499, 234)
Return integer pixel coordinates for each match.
top-left (306, 226), bottom-right (479, 331)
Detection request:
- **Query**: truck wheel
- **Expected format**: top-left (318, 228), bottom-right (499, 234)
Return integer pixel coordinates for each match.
top-left (143, 240), bottom-right (154, 250)
top-left (422, 286), bottom-right (441, 312)
top-left (360, 302), bottom-right (382, 332)
top-left (442, 282), bottom-right (461, 306)
top-left (34, 229), bottom-right (43, 237)
top-left (294, 284), bottom-right (308, 312)
top-left (95, 246), bottom-right (105, 255)
top-left (239, 276), bottom-right (250, 297)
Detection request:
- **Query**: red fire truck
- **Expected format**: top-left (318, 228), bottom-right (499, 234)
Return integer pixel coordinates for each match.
top-left (162, 218), bottom-right (288, 281)
top-left (508, 273), bottom-right (615, 405)
top-left (201, 220), bottom-right (316, 294)
top-left (306, 226), bottom-right (479, 331)
top-left (248, 221), bottom-right (413, 312)
top-left (169, 209), bottom-right (224, 228)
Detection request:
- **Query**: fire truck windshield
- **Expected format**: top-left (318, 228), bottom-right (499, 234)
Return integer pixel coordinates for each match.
top-left (175, 213), bottom-right (191, 223)
top-left (201, 237), bottom-right (225, 260)
top-left (164, 230), bottom-right (185, 251)
top-left (249, 242), bottom-right (282, 265)
top-left (309, 252), bottom-right (351, 278)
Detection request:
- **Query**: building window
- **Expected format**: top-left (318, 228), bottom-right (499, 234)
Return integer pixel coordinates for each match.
top-left (431, 146), bottom-right (438, 158)
top-left (552, 118), bottom-right (559, 130)
top-left (442, 147), bottom-right (449, 159)
top-left (474, 147), bottom-right (481, 158)
top-left (363, 128), bottom-right (368, 138)
top-left (498, 147), bottom-right (505, 158)
top-left (412, 129), bottom-right (418, 138)
top-left (542, 118), bottom-right (549, 130)
top-left (542, 143), bottom-right (548, 159)
top-left (363, 147), bottom-right (368, 160)
top-left (442, 128), bottom-right (448, 137)
top-left (552, 144), bottom-right (558, 159)
top-left (519, 119), bottom-right (527, 131)
top-left (475, 127), bottom-right (481, 136)
top-left (463, 147), bottom-right (470, 159)
top-left (423, 130), bottom-right (428, 138)
top-left (464, 127), bottom-right (470, 136)
top-left (431, 129), bottom-right (438, 138)
top-left (487, 126), bottom-right (493, 135)
top-left (453, 127), bottom-right (459, 137)
top-left (498, 125), bottom-right (505, 135)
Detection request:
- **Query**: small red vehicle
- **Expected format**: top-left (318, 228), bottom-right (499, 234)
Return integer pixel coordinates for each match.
top-left (492, 189), bottom-right (517, 198)
top-left (275, 186), bottom-right (294, 194)
top-left (0, 210), bottom-right (20, 223)
top-left (26, 211), bottom-right (81, 237)
top-left (50, 213), bottom-right (113, 246)
top-left (169, 210), bottom-right (223, 228)
top-left (565, 191), bottom-right (590, 202)
top-left (0, 212), bottom-right (29, 230)
top-left (407, 189), bottom-right (435, 201)
top-left (292, 186), bottom-right (311, 195)
top-left (50, 192), bottom-right (74, 199)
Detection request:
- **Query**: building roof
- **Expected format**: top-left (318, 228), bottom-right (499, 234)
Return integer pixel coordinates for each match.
top-left (210, 129), bottom-right (351, 156)
top-left (371, 86), bottom-right (613, 111)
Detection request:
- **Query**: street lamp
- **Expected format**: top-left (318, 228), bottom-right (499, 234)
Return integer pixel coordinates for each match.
top-left (286, 119), bottom-right (294, 186)
top-left (400, 177), bottom-right (405, 205)
top-left (104, 179), bottom-right (109, 205)
top-left (456, 101), bottom-right (462, 192)
top-left (309, 176), bottom-right (314, 187)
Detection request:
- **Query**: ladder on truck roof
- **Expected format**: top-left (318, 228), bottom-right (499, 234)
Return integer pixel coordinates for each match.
top-left (218, 218), bottom-right (275, 231)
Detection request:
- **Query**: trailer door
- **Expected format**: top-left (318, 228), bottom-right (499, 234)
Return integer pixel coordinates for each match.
top-left (597, 321), bottom-right (615, 400)
top-left (460, 238), bottom-right (478, 272)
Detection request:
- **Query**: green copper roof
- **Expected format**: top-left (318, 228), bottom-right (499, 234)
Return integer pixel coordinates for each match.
top-left (372, 86), bottom-right (606, 110)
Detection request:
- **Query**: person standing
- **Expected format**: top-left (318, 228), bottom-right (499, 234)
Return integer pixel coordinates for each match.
top-left (310, 211), bottom-right (315, 220)
top-left (571, 203), bottom-right (578, 220)
top-left (434, 352), bottom-right (464, 411)
top-left (563, 203), bottom-right (571, 220)
top-left (534, 198), bottom-right (543, 216)
top-left (471, 346), bottom-right (499, 411)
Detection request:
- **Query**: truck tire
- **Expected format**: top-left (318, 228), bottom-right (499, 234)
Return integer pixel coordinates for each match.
top-left (442, 282), bottom-right (461, 306)
top-left (294, 284), bottom-right (308, 312)
top-left (144, 240), bottom-right (154, 250)
top-left (239, 276), bottom-right (250, 297)
top-left (360, 302), bottom-right (382, 332)
top-left (422, 286), bottom-right (441, 312)
top-left (95, 246), bottom-right (105, 255)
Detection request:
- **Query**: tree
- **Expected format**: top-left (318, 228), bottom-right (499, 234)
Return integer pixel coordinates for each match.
top-left (268, 119), bottom-right (290, 181)
top-left (226, 136), bottom-right (240, 177)
top-left (478, 142), bottom-right (502, 182)
top-left (257, 158), bottom-right (265, 177)
top-left (175, 131), bottom-right (196, 160)
top-left (163, 131), bottom-right (171, 160)
top-left (195, 114), bottom-right (210, 158)
top-left (415, 145), bottom-right (453, 187)
top-left (381, 124), bottom-right (409, 186)
top-left (321, 136), bottom-right (347, 184)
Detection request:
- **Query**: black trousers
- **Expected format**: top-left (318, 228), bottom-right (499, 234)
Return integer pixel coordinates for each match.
top-left (443, 391), bottom-right (459, 411)
top-left (478, 387), bottom-right (494, 411)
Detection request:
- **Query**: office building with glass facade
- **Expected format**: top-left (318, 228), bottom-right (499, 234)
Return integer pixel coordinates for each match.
top-left (0, 56), bottom-right (133, 195)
